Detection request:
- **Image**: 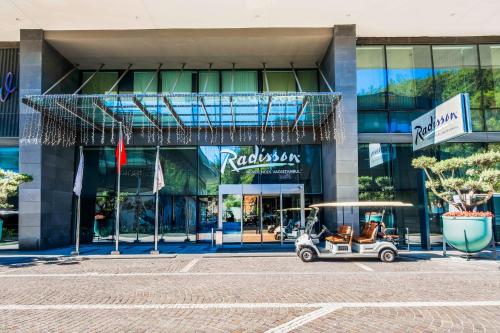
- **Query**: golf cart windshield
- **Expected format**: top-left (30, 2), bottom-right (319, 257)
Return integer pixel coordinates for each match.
top-left (305, 208), bottom-right (319, 235)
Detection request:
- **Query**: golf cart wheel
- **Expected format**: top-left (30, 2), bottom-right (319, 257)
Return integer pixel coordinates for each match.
top-left (379, 249), bottom-right (396, 263)
top-left (275, 233), bottom-right (286, 241)
top-left (299, 248), bottom-right (315, 262)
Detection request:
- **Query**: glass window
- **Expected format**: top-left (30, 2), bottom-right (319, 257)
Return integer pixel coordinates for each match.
top-left (485, 109), bottom-right (500, 131)
top-left (221, 71), bottom-right (258, 92)
top-left (259, 145), bottom-right (300, 185)
top-left (479, 44), bottom-right (500, 109)
top-left (299, 145), bottom-right (322, 194)
top-left (432, 45), bottom-right (481, 108)
top-left (220, 146), bottom-right (259, 185)
top-left (199, 71), bottom-right (220, 93)
top-left (358, 144), bottom-right (420, 245)
top-left (297, 70), bottom-right (318, 92)
top-left (82, 72), bottom-right (119, 94)
top-left (198, 146), bottom-right (220, 195)
top-left (0, 147), bottom-right (18, 172)
top-left (266, 71), bottom-right (296, 92)
top-left (160, 71), bottom-right (193, 93)
top-left (357, 46), bottom-right (387, 110)
top-left (134, 71), bottom-right (158, 93)
top-left (389, 111), bottom-right (425, 133)
top-left (161, 147), bottom-right (198, 195)
top-left (386, 46), bottom-right (433, 109)
top-left (358, 111), bottom-right (389, 133)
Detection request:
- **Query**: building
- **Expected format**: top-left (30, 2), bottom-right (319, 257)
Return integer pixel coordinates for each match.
top-left (0, 1), bottom-right (498, 251)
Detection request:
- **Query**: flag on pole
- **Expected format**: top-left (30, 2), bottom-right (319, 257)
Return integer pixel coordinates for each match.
top-left (153, 157), bottom-right (165, 193)
top-left (115, 138), bottom-right (127, 173)
top-left (73, 149), bottom-right (84, 197)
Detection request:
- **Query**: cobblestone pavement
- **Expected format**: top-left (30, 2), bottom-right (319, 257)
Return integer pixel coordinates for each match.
top-left (0, 254), bottom-right (498, 332)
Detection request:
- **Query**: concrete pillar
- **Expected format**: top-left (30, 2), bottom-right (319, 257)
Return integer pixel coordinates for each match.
top-left (320, 25), bottom-right (359, 232)
top-left (18, 30), bottom-right (78, 250)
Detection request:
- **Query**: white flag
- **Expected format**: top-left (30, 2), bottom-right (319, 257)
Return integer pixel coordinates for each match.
top-left (153, 157), bottom-right (164, 194)
top-left (73, 149), bottom-right (84, 197)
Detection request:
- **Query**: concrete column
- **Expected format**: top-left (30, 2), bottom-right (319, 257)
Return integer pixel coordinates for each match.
top-left (320, 25), bottom-right (359, 232)
top-left (18, 30), bottom-right (78, 250)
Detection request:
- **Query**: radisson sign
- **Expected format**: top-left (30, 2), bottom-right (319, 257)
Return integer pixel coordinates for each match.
top-left (221, 145), bottom-right (301, 174)
top-left (411, 93), bottom-right (472, 151)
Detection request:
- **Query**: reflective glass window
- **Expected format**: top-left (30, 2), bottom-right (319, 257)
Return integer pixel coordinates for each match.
top-left (386, 46), bottom-right (433, 109)
top-left (134, 71), bottom-right (158, 93)
top-left (82, 72), bottom-right (118, 94)
top-left (297, 70), bottom-right (319, 92)
top-left (160, 71), bottom-right (193, 93)
top-left (299, 145), bottom-right (322, 194)
top-left (0, 147), bottom-right (18, 172)
top-left (358, 111), bottom-right (389, 133)
top-left (432, 45), bottom-right (481, 108)
top-left (198, 146), bottom-right (220, 195)
top-left (220, 146), bottom-right (260, 185)
top-left (266, 71), bottom-right (296, 92)
top-left (221, 71), bottom-right (258, 92)
top-left (161, 147), bottom-right (198, 195)
top-left (479, 44), bottom-right (500, 109)
top-left (357, 46), bottom-right (387, 110)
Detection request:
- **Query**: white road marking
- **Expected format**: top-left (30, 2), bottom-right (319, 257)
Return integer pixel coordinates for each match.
top-left (179, 258), bottom-right (200, 273)
top-left (351, 261), bottom-right (375, 271)
top-left (0, 301), bottom-right (498, 311)
top-left (265, 305), bottom-right (341, 333)
top-left (0, 270), bottom-right (498, 278)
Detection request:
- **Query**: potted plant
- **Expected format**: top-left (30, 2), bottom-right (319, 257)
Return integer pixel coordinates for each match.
top-left (412, 151), bottom-right (500, 253)
top-left (0, 169), bottom-right (32, 241)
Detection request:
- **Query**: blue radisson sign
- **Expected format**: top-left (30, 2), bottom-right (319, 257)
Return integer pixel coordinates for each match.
top-left (411, 93), bottom-right (472, 151)
top-left (0, 72), bottom-right (16, 103)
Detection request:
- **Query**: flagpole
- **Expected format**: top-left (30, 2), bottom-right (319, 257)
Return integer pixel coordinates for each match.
top-left (112, 122), bottom-right (123, 255)
top-left (151, 145), bottom-right (160, 255)
top-left (71, 145), bottom-right (83, 256)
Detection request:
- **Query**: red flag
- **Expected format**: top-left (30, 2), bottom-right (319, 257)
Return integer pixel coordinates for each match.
top-left (115, 138), bottom-right (127, 173)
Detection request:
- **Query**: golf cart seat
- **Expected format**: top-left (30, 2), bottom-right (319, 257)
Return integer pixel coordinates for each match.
top-left (325, 225), bottom-right (353, 244)
top-left (353, 222), bottom-right (378, 244)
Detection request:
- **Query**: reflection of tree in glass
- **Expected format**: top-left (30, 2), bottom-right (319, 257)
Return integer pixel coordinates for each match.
top-left (221, 146), bottom-right (258, 185)
top-left (359, 176), bottom-right (395, 201)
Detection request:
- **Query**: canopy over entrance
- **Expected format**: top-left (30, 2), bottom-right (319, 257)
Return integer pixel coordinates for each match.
top-left (21, 91), bottom-right (343, 146)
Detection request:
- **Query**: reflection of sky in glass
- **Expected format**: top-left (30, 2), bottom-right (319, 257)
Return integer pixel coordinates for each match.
top-left (357, 69), bottom-right (386, 95)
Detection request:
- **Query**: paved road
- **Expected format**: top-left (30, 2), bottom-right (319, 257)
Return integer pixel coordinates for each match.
top-left (0, 254), bottom-right (498, 332)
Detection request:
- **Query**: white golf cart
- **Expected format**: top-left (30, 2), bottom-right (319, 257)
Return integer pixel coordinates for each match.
top-left (295, 201), bottom-right (413, 263)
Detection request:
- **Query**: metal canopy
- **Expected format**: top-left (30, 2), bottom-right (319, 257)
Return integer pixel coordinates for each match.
top-left (21, 91), bottom-right (342, 146)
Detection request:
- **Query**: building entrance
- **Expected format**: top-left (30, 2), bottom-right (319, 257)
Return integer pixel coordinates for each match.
top-left (219, 184), bottom-right (305, 245)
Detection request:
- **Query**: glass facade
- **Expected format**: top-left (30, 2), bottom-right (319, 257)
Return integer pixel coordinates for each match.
top-left (359, 142), bottom-right (500, 247)
top-left (78, 145), bottom-right (322, 243)
top-left (357, 44), bottom-right (500, 133)
top-left (0, 147), bottom-right (20, 241)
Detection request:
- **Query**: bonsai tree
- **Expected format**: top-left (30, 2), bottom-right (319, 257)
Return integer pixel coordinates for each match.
top-left (412, 151), bottom-right (500, 212)
top-left (0, 169), bottom-right (32, 209)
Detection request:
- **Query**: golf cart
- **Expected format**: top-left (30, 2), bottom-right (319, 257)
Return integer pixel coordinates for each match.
top-left (295, 201), bottom-right (413, 263)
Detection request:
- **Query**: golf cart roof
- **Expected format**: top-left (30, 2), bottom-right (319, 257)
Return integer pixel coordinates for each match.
top-left (276, 208), bottom-right (312, 212)
top-left (310, 201), bottom-right (413, 208)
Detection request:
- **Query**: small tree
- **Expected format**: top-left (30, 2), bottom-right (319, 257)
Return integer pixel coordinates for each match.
top-left (0, 169), bottom-right (32, 209)
top-left (412, 151), bottom-right (500, 212)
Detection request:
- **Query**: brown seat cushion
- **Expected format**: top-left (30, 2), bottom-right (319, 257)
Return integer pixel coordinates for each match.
top-left (325, 235), bottom-right (348, 244)
top-left (353, 222), bottom-right (378, 244)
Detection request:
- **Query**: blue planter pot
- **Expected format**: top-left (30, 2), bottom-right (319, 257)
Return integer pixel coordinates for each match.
top-left (442, 216), bottom-right (493, 253)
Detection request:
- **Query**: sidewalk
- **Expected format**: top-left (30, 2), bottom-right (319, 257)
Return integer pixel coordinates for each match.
top-left (0, 242), bottom-right (498, 261)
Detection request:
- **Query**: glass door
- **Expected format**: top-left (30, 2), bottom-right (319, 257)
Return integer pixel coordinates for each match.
top-left (242, 195), bottom-right (260, 243)
top-left (218, 184), bottom-right (305, 245)
top-left (221, 194), bottom-right (242, 243)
